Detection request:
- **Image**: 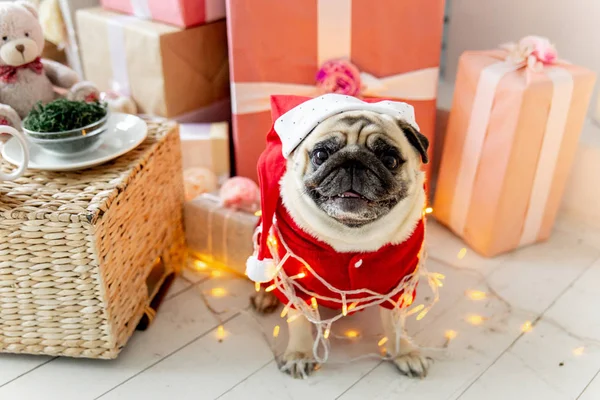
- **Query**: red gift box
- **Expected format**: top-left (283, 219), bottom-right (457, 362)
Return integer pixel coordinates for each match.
top-left (101, 0), bottom-right (225, 28)
top-left (227, 0), bottom-right (445, 182)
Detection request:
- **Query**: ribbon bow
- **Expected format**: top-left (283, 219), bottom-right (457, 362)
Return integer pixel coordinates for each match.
top-left (0, 57), bottom-right (43, 84)
top-left (501, 36), bottom-right (559, 72)
top-left (316, 59), bottom-right (438, 100)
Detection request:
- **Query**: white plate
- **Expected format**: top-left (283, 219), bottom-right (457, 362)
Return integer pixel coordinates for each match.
top-left (2, 113), bottom-right (147, 171)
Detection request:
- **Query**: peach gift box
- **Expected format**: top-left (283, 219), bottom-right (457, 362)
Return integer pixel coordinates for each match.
top-left (226, 0), bottom-right (445, 182)
top-left (434, 49), bottom-right (596, 257)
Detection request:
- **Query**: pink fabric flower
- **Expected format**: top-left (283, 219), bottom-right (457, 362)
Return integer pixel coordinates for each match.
top-left (316, 59), bottom-right (362, 96)
top-left (520, 36), bottom-right (558, 65)
top-left (219, 177), bottom-right (260, 212)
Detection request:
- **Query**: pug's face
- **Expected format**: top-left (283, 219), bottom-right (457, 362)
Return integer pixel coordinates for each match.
top-left (290, 110), bottom-right (429, 228)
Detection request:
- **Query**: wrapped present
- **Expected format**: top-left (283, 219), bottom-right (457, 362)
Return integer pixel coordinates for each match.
top-left (76, 8), bottom-right (229, 118)
top-left (434, 37), bottom-right (596, 257)
top-left (100, 0), bottom-right (225, 28)
top-left (226, 0), bottom-right (445, 182)
top-left (180, 122), bottom-right (230, 183)
top-left (184, 194), bottom-right (259, 276)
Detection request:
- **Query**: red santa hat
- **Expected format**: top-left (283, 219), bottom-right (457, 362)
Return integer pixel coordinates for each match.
top-left (245, 94), bottom-right (420, 283)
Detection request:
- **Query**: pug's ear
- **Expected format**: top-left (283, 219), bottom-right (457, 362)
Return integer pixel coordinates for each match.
top-left (397, 120), bottom-right (429, 164)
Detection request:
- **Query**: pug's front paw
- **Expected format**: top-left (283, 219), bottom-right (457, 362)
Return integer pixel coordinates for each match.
top-left (279, 351), bottom-right (319, 379)
top-left (250, 290), bottom-right (279, 314)
top-left (392, 351), bottom-right (432, 378)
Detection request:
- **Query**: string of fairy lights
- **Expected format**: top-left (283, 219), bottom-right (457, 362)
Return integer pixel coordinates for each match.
top-left (189, 206), bottom-right (589, 361)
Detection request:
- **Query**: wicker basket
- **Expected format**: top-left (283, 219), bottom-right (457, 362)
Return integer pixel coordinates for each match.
top-left (0, 119), bottom-right (186, 359)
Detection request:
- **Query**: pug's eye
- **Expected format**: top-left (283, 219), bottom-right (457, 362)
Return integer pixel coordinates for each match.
top-left (381, 153), bottom-right (400, 170)
top-left (2, 36), bottom-right (7, 41)
top-left (311, 149), bottom-right (329, 166)
top-left (24, 32), bottom-right (29, 37)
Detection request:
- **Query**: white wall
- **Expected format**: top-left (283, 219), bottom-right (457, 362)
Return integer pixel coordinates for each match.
top-left (445, 0), bottom-right (600, 117)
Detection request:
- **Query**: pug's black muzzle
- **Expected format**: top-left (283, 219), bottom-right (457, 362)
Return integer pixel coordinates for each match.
top-left (304, 148), bottom-right (401, 202)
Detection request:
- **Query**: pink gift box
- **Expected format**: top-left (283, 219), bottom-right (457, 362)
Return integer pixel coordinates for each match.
top-left (101, 0), bottom-right (225, 28)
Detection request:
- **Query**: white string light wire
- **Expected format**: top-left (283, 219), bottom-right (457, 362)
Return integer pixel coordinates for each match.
top-left (254, 214), bottom-right (443, 364)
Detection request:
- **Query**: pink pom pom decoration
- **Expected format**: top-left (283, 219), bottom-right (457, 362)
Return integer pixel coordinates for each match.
top-left (316, 59), bottom-right (362, 96)
top-left (183, 167), bottom-right (218, 201)
top-left (219, 177), bottom-right (260, 212)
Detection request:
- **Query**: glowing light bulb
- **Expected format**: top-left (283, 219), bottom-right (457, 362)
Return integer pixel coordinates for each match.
top-left (310, 297), bottom-right (318, 309)
top-left (457, 248), bottom-right (467, 259)
top-left (348, 302), bottom-right (358, 312)
top-left (573, 346), bottom-right (584, 356)
top-left (291, 272), bottom-right (306, 279)
top-left (193, 260), bottom-right (208, 270)
top-left (255, 282), bottom-right (261, 292)
top-left (378, 336), bottom-right (389, 347)
top-left (521, 321), bottom-right (533, 333)
top-left (286, 314), bottom-right (300, 323)
top-left (254, 210), bottom-right (262, 217)
top-left (412, 304), bottom-right (425, 314)
top-left (444, 330), bottom-right (458, 340)
top-left (324, 328), bottom-right (331, 339)
top-left (216, 325), bottom-right (225, 341)
top-left (273, 325), bottom-right (280, 338)
top-left (265, 284), bottom-right (276, 292)
top-left (466, 315), bottom-right (485, 326)
top-left (345, 330), bottom-right (360, 338)
top-left (280, 304), bottom-right (290, 318)
top-left (267, 236), bottom-right (278, 248)
top-left (342, 303), bottom-right (348, 316)
top-left (465, 290), bottom-right (487, 301)
top-left (416, 309), bottom-right (429, 321)
top-left (210, 287), bottom-right (227, 297)
top-left (424, 207), bottom-right (433, 214)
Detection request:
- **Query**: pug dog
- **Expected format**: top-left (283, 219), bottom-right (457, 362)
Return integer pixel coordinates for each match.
top-left (248, 95), bottom-right (430, 380)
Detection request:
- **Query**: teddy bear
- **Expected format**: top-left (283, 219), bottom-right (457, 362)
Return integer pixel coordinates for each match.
top-left (0, 1), bottom-right (99, 129)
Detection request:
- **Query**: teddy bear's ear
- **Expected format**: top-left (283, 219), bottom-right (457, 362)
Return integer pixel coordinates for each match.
top-left (16, 1), bottom-right (39, 19)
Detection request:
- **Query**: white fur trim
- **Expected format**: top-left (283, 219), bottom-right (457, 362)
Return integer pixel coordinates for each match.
top-left (280, 169), bottom-right (426, 253)
top-left (246, 256), bottom-right (277, 283)
top-left (274, 94), bottom-right (419, 158)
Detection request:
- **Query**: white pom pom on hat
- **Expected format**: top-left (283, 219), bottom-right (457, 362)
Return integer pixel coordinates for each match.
top-left (274, 93), bottom-right (419, 158)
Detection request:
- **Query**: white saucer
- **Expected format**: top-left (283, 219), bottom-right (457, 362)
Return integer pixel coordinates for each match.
top-left (2, 113), bottom-right (148, 171)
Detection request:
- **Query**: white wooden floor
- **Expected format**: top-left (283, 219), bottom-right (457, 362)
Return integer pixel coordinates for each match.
top-left (1, 216), bottom-right (600, 400)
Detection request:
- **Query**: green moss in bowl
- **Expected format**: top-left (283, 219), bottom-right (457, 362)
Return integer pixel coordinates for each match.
top-left (23, 99), bottom-right (108, 135)
top-left (22, 99), bottom-right (110, 156)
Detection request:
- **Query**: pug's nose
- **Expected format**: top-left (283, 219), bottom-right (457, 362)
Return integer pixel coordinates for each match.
top-left (15, 44), bottom-right (25, 53)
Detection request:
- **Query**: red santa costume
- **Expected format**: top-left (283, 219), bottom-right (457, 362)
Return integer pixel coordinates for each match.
top-left (246, 94), bottom-right (430, 315)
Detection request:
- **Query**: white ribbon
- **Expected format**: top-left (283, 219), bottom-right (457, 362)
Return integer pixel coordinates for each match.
top-left (231, 0), bottom-right (439, 116)
top-left (107, 16), bottom-right (138, 97)
top-left (450, 62), bottom-right (520, 234)
top-left (519, 68), bottom-right (573, 245)
top-left (449, 61), bottom-right (574, 245)
top-left (130, 0), bottom-right (152, 19)
top-left (231, 67), bottom-right (439, 115)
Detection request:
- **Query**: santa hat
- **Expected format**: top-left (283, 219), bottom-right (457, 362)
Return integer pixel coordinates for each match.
top-left (245, 94), bottom-right (420, 283)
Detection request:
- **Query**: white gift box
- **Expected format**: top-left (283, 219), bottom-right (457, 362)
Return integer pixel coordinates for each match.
top-left (179, 122), bottom-right (230, 183)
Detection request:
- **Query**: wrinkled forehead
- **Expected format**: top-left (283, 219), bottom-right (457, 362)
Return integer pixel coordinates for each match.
top-left (304, 110), bottom-right (406, 148)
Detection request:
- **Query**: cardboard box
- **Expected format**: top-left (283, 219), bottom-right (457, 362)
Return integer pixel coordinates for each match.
top-left (77, 8), bottom-right (229, 118)
top-left (180, 122), bottom-right (230, 182)
top-left (184, 194), bottom-right (258, 276)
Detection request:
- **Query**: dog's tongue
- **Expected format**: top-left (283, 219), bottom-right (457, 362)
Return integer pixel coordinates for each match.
top-left (342, 191), bottom-right (361, 198)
